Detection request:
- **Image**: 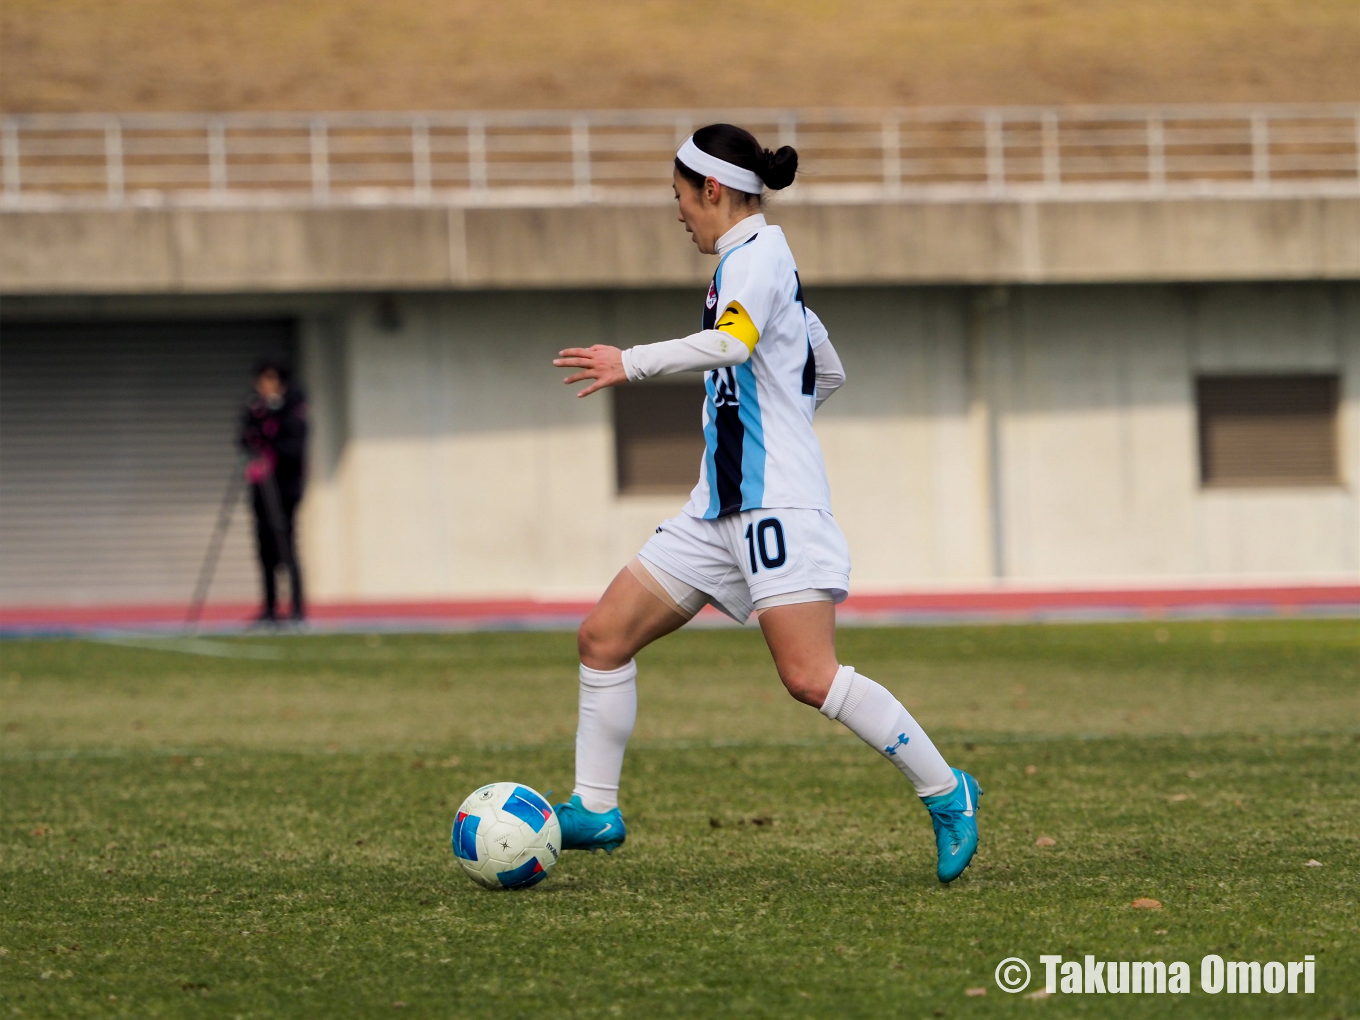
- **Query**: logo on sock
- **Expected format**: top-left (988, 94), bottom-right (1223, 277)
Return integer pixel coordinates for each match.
top-left (883, 733), bottom-right (910, 756)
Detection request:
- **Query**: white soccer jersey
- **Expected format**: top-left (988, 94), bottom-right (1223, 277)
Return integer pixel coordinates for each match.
top-left (682, 216), bottom-right (833, 520)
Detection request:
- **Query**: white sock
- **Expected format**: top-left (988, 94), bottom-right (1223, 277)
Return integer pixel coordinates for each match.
top-left (572, 660), bottom-right (638, 813)
top-left (820, 665), bottom-right (957, 799)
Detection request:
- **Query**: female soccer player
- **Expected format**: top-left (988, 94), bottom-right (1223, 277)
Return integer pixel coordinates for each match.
top-left (551, 124), bottom-right (981, 882)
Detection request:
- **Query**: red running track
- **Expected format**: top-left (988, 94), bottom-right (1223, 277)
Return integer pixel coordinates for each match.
top-left (2, 584), bottom-right (1358, 633)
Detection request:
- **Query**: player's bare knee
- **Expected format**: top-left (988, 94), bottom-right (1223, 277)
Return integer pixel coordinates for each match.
top-left (576, 620), bottom-right (603, 663)
top-left (577, 620), bottom-right (628, 671)
top-left (779, 666), bottom-right (832, 708)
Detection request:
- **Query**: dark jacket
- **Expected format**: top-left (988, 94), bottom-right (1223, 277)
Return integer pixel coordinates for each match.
top-left (239, 386), bottom-right (309, 505)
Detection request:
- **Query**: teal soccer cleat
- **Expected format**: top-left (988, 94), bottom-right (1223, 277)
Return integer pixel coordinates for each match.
top-left (553, 795), bottom-right (627, 853)
top-left (921, 768), bottom-right (982, 883)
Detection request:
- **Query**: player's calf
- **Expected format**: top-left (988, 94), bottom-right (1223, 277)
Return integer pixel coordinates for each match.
top-left (757, 600), bottom-right (840, 707)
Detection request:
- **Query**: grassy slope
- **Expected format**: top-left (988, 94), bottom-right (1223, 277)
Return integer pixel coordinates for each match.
top-left (3, 0), bottom-right (1359, 113)
top-left (1, 621), bottom-right (1358, 1018)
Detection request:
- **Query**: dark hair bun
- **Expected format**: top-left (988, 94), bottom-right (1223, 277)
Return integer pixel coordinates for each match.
top-left (759, 145), bottom-right (799, 190)
top-left (684, 124), bottom-right (798, 195)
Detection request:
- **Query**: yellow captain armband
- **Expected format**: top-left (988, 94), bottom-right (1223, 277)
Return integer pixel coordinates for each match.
top-left (714, 301), bottom-right (760, 353)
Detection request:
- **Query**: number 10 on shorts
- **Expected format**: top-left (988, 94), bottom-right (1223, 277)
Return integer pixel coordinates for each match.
top-left (745, 518), bottom-right (787, 573)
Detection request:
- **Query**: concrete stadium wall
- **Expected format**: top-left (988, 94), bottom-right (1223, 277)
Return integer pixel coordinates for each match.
top-left (284, 281), bottom-right (1358, 601)
top-left (4, 195), bottom-right (1359, 294)
top-left (297, 291), bottom-right (691, 601)
top-left (950, 282), bottom-right (1360, 584)
top-left (5, 204), bottom-right (1358, 603)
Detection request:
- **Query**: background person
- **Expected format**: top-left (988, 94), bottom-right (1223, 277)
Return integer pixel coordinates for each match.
top-left (239, 358), bottom-right (308, 623)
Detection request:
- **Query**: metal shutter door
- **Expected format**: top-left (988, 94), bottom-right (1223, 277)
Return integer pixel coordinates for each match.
top-left (1196, 374), bottom-right (1341, 487)
top-left (0, 319), bottom-right (296, 606)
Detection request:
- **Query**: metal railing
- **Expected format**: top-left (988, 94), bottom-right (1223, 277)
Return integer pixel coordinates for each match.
top-left (3, 105), bottom-right (1358, 208)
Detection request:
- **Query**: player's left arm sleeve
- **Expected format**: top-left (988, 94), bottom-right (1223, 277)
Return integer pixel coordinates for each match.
top-left (803, 306), bottom-right (846, 407)
top-left (805, 307), bottom-right (829, 349)
top-left (813, 336), bottom-right (846, 410)
top-left (621, 330), bottom-right (750, 381)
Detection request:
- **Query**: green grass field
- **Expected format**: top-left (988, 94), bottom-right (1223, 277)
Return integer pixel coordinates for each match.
top-left (2, 620), bottom-right (1357, 1018)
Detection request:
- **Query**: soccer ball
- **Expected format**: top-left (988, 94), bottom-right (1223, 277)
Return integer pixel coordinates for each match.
top-left (451, 782), bottom-right (562, 889)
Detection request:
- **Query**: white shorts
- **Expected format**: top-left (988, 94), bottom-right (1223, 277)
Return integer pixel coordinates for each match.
top-left (638, 508), bottom-right (851, 623)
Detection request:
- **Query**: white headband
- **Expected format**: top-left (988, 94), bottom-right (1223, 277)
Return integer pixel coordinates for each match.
top-left (676, 136), bottom-right (764, 195)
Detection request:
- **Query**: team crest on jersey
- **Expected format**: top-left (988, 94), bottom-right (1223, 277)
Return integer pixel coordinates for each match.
top-left (705, 281), bottom-right (718, 309)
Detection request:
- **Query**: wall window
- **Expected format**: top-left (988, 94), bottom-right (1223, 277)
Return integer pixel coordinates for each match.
top-left (613, 381), bottom-right (707, 495)
top-left (1196, 374), bottom-right (1341, 487)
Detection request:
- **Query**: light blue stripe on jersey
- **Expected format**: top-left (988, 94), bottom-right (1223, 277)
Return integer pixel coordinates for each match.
top-left (735, 359), bottom-right (765, 509)
top-left (702, 372), bottom-right (721, 518)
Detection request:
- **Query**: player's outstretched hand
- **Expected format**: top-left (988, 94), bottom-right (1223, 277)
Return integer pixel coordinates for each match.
top-left (554, 345), bottom-right (627, 398)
